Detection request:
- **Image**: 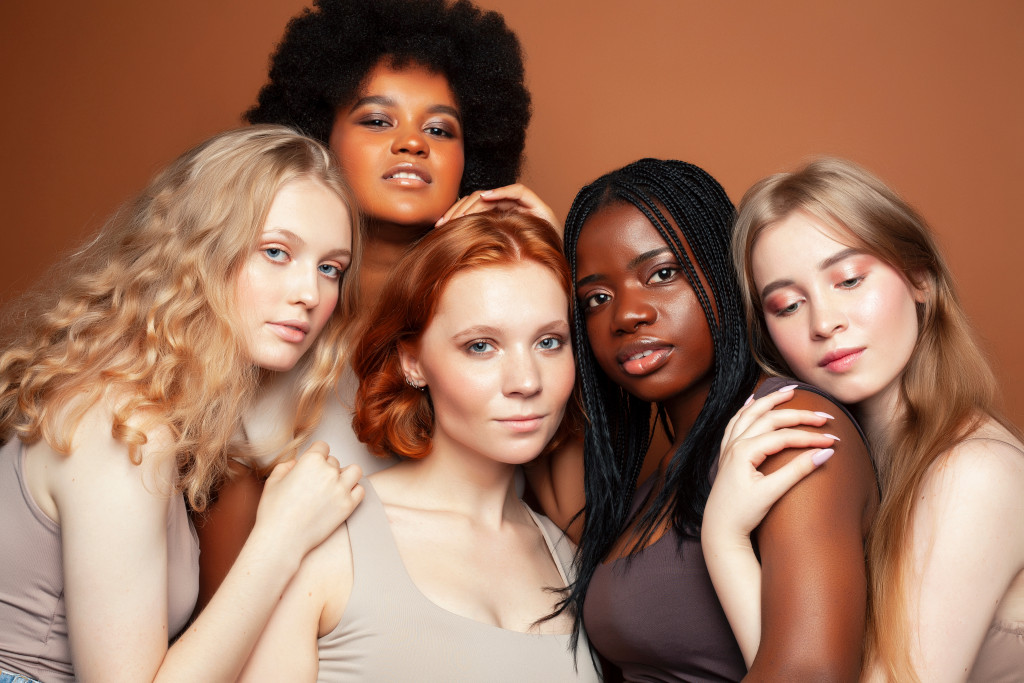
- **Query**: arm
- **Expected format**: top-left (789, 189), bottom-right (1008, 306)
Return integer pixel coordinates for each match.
top-left (702, 386), bottom-right (842, 665)
top-left (747, 389), bottom-right (877, 681)
top-left (522, 436), bottom-right (586, 541)
top-left (897, 439), bottom-right (1024, 681)
top-left (238, 522), bottom-right (355, 680)
top-left (53, 403), bottom-right (362, 682)
top-left (434, 184), bottom-right (559, 234)
top-left (192, 460), bottom-right (263, 617)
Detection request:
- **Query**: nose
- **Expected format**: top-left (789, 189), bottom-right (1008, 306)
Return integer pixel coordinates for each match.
top-left (809, 297), bottom-right (846, 339)
top-left (503, 346), bottom-right (541, 398)
top-left (612, 286), bottom-right (657, 334)
top-left (391, 125), bottom-right (429, 157)
top-left (290, 265), bottom-right (321, 309)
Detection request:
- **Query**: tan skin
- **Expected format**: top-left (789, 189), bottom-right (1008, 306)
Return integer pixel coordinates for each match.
top-left (537, 202), bottom-right (879, 680)
top-left (194, 59), bottom-right (556, 616)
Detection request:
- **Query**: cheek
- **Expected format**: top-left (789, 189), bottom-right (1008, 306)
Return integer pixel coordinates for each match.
top-left (764, 318), bottom-right (807, 367)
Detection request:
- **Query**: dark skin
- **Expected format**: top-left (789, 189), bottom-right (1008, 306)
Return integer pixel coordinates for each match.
top-left (194, 61), bottom-right (556, 619)
top-left (530, 202), bottom-right (878, 680)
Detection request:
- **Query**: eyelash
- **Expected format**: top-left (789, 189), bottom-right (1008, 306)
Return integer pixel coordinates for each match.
top-left (648, 266), bottom-right (679, 284)
top-left (262, 247), bottom-right (344, 280)
top-left (465, 336), bottom-right (566, 355)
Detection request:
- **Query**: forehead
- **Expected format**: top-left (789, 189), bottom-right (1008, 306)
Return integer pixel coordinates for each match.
top-left (354, 60), bottom-right (457, 109)
top-left (429, 262), bottom-right (568, 329)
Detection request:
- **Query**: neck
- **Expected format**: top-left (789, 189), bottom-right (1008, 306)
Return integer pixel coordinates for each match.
top-left (662, 376), bottom-right (714, 462)
top-left (391, 437), bottom-right (522, 528)
top-left (356, 218), bottom-right (434, 314)
top-left (851, 381), bottom-right (904, 471)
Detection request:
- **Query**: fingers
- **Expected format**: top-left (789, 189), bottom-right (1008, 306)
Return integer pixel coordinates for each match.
top-left (757, 447), bottom-right (835, 506)
top-left (726, 428), bottom-right (837, 469)
top-left (434, 184), bottom-right (558, 229)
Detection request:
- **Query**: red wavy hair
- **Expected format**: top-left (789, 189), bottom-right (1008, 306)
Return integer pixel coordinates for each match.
top-left (352, 211), bottom-right (580, 459)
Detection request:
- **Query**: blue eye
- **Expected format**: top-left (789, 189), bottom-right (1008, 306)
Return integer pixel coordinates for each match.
top-left (537, 337), bottom-right (563, 351)
top-left (264, 247), bottom-right (287, 262)
top-left (319, 263), bottom-right (342, 279)
top-left (468, 341), bottom-right (494, 354)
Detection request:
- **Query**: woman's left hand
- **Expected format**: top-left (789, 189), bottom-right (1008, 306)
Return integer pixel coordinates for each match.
top-left (435, 183), bottom-right (558, 234)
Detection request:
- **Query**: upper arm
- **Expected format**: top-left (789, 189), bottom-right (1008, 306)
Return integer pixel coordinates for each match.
top-left (53, 413), bottom-right (179, 681)
top-left (523, 436), bottom-right (585, 542)
top-left (908, 441), bottom-right (1024, 681)
top-left (238, 525), bottom-right (352, 681)
top-left (192, 461), bottom-right (264, 617)
top-left (748, 389), bottom-right (878, 681)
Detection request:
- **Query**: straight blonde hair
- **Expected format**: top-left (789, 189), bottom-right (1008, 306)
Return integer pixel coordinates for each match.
top-left (732, 157), bottom-right (1020, 680)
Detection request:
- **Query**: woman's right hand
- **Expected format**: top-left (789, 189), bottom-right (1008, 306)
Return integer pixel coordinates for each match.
top-left (704, 385), bottom-right (838, 539)
top-left (253, 442), bottom-right (364, 561)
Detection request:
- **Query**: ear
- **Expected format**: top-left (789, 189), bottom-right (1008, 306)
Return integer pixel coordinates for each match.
top-left (908, 268), bottom-right (931, 304)
top-left (399, 342), bottom-right (427, 388)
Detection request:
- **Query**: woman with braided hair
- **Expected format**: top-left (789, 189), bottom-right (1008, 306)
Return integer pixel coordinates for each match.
top-left (536, 158), bottom-right (878, 680)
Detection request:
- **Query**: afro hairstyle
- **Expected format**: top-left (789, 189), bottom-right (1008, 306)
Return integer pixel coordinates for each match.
top-left (246, 0), bottom-right (532, 195)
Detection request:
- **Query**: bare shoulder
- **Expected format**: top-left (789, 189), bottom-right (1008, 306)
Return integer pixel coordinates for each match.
top-left (923, 421), bottom-right (1024, 513)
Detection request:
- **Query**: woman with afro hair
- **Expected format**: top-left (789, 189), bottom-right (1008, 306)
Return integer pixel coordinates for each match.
top-left (194, 0), bottom-right (555, 615)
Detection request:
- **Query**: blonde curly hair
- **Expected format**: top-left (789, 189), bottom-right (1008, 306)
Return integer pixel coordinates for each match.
top-left (0, 125), bottom-right (360, 511)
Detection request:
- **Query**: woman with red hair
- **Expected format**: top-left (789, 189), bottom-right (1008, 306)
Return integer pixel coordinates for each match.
top-left (238, 211), bottom-right (599, 680)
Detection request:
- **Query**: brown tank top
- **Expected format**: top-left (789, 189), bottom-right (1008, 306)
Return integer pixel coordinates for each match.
top-left (583, 471), bottom-right (746, 682)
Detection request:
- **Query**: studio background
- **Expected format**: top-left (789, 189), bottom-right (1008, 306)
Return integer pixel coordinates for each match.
top-left (2, 0), bottom-right (1021, 421)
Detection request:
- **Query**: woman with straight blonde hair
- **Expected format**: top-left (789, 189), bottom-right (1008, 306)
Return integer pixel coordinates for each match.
top-left (702, 157), bottom-right (1024, 681)
top-left (0, 125), bottom-right (363, 682)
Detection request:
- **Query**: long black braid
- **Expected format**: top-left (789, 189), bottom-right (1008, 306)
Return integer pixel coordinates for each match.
top-left (558, 159), bottom-right (760, 650)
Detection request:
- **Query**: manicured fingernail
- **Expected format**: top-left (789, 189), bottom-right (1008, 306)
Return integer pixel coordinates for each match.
top-left (813, 411), bottom-right (834, 419)
top-left (775, 384), bottom-right (798, 393)
top-left (481, 190), bottom-right (493, 196)
top-left (823, 433), bottom-right (840, 441)
top-left (743, 394), bottom-right (754, 406)
top-left (812, 448), bottom-right (835, 466)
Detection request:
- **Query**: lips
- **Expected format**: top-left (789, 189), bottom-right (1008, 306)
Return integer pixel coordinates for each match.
top-left (819, 347), bottom-right (864, 372)
top-left (496, 415), bottom-right (545, 433)
top-left (616, 340), bottom-right (674, 376)
top-left (383, 163), bottom-right (432, 185)
top-left (268, 320), bottom-right (310, 344)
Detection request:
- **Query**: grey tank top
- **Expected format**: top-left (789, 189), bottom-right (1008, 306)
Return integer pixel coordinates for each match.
top-left (316, 481), bottom-right (601, 682)
top-left (0, 437), bottom-right (199, 682)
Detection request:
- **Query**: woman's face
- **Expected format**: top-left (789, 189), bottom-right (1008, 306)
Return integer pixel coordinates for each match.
top-left (402, 262), bottom-right (574, 466)
top-left (574, 202), bottom-right (714, 406)
top-left (234, 178), bottom-right (352, 372)
top-left (751, 210), bottom-right (923, 410)
top-left (329, 61), bottom-right (465, 229)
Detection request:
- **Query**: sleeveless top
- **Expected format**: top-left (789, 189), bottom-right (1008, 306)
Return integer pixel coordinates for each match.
top-left (316, 480), bottom-right (601, 682)
top-left (583, 377), bottom-right (872, 682)
top-left (0, 437), bottom-right (199, 682)
top-left (583, 471), bottom-right (746, 682)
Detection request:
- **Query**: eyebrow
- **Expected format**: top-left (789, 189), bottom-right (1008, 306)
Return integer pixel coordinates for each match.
top-left (263, 229), bottom-right (351, 261)
top-left (575, 247), bottom-right (674, 289)
top-left (350, 95), bottom-right (462, 122)
top-left (451, 320), bottom-right (569, 341)
top-left (758, 247), bottom-right (863, 299)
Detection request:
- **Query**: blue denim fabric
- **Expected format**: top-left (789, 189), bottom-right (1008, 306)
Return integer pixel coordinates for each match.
top-left (0, 671), bottom-right (42, 683)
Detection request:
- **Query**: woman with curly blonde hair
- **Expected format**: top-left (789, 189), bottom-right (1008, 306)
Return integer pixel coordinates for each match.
top-left (0, 125), bottom-right (363, 682)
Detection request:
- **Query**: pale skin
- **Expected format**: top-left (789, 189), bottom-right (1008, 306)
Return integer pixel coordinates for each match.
top-left (11, 177), bottom-right (364, 681)
top-left (239, 262), bottom-right (578, 678)
top-left (705, 211), bottom-right (1024, 680)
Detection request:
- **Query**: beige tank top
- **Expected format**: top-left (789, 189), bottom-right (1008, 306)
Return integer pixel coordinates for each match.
top-left (316, 481), bottom-right (601, 682)
top-left (0, 437), bottom-right (199, 682)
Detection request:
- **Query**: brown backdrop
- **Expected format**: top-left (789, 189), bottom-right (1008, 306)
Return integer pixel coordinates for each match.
top-left (2, 0), bottom-right (1021, 422)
